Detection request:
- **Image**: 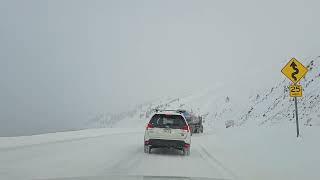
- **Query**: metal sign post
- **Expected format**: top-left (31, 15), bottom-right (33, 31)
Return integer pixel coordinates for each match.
top-left (289, 84), bottom-right (302, 137)
top-left (281, 58), bottom-right (308, 137)
top-left (294, 96), bottom-right (299, 137)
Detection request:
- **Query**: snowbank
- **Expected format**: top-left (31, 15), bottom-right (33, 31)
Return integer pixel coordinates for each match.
top-left (205, 125), bottom-right (320, 180)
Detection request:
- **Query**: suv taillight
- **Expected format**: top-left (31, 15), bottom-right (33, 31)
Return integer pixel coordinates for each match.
top-left (146, 123), bottom-right (153, 130)
top-left (181, 125), bottom-right (190, 132)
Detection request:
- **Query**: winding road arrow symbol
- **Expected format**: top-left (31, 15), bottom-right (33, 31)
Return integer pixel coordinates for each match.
top-left (290, 62), bottom-right (299, 81)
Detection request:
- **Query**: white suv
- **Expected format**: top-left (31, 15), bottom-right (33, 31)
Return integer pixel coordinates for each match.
top-left (144, 110), bottom-right (191, 156)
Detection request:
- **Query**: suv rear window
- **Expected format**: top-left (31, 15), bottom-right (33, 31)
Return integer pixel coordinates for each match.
top-left (184, 115), bottom-right (192, 123)
top-left (182, 111), bottom-right (193, 123)
top-left (149, 114), bottom-right (186, 129)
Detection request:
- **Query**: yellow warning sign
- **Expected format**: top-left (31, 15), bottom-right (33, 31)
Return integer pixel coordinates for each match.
top-left (281, 58), bottom-right (308, 84)
top-left (289, 84), bottom-right (302, 97)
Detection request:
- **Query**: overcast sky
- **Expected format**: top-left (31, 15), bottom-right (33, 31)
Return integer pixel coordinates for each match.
top-left (1, 0), bottom-right (319, 136)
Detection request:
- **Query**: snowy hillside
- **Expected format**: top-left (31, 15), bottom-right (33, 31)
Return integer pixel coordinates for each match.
top-left (87, 58), bottom-right (320, 130)
top-left (238, 57), bottom-right (320, 127)
top-left (86, 88), bottom-right (242, 130)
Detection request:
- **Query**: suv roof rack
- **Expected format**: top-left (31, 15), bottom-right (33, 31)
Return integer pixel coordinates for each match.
top-left (153, 109), bottom-right (186, 113)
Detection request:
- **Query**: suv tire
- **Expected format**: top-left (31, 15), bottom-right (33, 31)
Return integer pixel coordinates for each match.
top-left (183, 148), bottom-right (190, 156)
top-left (144, 145), bottom-right (151, 154)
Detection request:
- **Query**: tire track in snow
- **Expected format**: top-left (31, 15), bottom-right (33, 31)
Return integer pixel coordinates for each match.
top-left (197, 144), bottom-right (238, 180)
top-left (102, 146), bottom-right (143, 175)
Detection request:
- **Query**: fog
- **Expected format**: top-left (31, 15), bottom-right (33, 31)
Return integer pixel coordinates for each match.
top-left (1, 0), bottom-right (319, 136)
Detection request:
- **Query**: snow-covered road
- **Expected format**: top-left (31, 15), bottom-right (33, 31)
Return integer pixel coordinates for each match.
top-left (1, 126), bottom-right (319, 180)
top-left (0, 128), bottom-right (235, 180)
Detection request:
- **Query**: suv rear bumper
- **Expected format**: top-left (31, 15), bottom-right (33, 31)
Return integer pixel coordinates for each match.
top-left (145, 139), bottom-right (188, 149)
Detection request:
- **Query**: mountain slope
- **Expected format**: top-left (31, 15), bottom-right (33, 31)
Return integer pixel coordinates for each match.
top-left (238, 57), bottom-right (320, 127)
top-left (87, 58), bottom-right (320, 130)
